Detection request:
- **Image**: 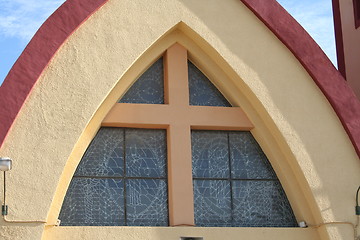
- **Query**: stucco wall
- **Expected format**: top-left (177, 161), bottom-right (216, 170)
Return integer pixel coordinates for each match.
top-left (0, 0), bottom-right (359, 239)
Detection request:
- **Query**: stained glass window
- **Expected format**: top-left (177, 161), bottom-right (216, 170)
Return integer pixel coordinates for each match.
top-left (192, 130), bottom-right (297, 227)
top-left (188, 61), bottom-right (231, 107)
top-left (60, 46), bottom-right (298, 228)
top-left (119, 58), bottom-right (164, 104)
top-left (59, 128), bottom-right (168, 226)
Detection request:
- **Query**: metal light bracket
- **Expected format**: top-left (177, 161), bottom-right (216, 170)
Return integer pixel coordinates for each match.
top-left (0, 158), bottom-right (12, 216)
top-left (2, 205), bottom-right (8, 216)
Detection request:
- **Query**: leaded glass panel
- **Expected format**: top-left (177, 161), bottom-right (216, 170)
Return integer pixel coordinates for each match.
top-left (232, 181), bottom-right (297, 227)
top-left (126, 179), bottom-right (168, 226)
top-left (60, 127), bottom-right (168, 226)
top-left (59, 178), bottom-right (124, 226)
top-left (74, 128), bottom-right (124, 177)
top-left (192, 131), bottom-right (229, 178)
top-left (119, 58), bottom-right (164, 104)
top-left (192, 130), bottom-right (297, 227)
top-left (125, 129), bottom-right (166, 178)
top-left (193, 180), bottom-right (232, 227)
top-left (229, 132), bottom-right (276, 179)
top-left (188, 61), bottom-right (231, 107)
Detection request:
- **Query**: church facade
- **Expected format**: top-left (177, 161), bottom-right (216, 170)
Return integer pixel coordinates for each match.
top-left (0, 0), bottom-right (359, 239)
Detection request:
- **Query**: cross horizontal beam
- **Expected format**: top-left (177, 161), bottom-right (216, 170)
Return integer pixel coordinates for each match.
top-left (102, 103), bottom-right (253, 130)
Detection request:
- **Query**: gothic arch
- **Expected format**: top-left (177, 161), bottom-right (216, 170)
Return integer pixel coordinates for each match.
top-left (47, 24), bottom-right (319, 237)
top-left (0, 1), bottom-right (358, 239)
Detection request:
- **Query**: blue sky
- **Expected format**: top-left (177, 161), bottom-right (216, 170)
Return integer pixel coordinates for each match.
top-left (0, 0), bottom-right (336, 86)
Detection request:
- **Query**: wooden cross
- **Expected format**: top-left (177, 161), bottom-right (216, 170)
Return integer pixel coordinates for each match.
top-left (102, 43), bottom-right (253, 226)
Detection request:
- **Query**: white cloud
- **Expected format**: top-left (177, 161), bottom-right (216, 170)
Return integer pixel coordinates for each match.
top-left (0, 0), bottom-right (65, 41)
top-left (276, 0), bottom-right (337, 65)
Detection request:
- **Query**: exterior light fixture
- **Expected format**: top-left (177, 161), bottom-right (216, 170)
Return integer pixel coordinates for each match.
top-left (0, 157), bottom-right (53, 224)
top-left (298, 221), bottom-right (308, 228)
top-left (356, 186), bottom-right (360, 215)
top-left (0, 157), bottom-right (12, 171)
top-left (0, 157), bottom-right (12, 216)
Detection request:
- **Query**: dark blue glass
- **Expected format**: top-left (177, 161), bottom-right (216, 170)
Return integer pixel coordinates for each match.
top-left (74, 128), bottom-right (124, 177)
top-left (192, 130), bottom-right (297, 227)
top-left (125, 129), bottom-right (166, 178)
top-left (232, 180), bottom-right (297, 227)
top-left (120, 58), bottom-right (164, 104)
top-left (191, 131), bottom-right (229, 178)
top-left (193, 180), bottom-right (232, 227)
top-left (61, 127), bottom-right (168, 226)
top-left (59, 178), bottom-right (124, 226)
top-left (229, 132), bottom-right (276, 179)
top-left (126, 179), bottom-right (168, 226)
top-left (188, 61), bottom-right (231, 107)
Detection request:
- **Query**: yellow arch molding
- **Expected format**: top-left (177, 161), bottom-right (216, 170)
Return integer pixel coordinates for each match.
top-left (45, 23), bottom-right (321, 239)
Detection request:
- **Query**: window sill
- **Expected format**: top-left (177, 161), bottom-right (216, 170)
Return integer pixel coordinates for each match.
top-left (43, 226), bottom-right (319, 240)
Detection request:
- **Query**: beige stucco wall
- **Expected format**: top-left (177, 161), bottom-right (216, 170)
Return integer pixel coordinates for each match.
top-left (340, 0), bottom-right (360, 98)
top-left (0, 0), bottom-right (359, 239)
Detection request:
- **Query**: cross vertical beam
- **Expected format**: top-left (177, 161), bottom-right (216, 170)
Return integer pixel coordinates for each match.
top-left (165, 43), bottom-right (190, 107)
top-left (165, 44), bottom-right (195, 226)
top-left (167, 124), bottom-right (194, 226)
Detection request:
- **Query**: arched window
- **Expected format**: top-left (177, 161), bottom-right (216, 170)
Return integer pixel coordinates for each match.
top-left (59, 44), bottom-right (297, 227)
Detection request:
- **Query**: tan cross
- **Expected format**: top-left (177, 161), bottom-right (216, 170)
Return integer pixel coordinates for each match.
top-left (102, 43), bottom-right (253, 226)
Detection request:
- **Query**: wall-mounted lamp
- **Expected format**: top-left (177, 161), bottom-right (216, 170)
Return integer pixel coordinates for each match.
top-left (0, 157), bottom-right (58, 225)
top-left (0, 157), bottom-right (12, 171)
top-left (0, 157), bottom-right (12, 216)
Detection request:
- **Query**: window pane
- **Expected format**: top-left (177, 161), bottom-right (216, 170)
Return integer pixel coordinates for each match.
top-left (192, 131), bottom-right (229, 178)
top-left (74, 128), bottom-right (124, 177)
top-left (125, 129), bottom-right (166, 178)
top-left (232, 180), bottom-right (297, 227)
top-left (188, 61), bottom-right (231, 107)
top-left (59, 178), bottom-right (124, 226)
top-left (229, 132), bottom-right (276, 179)
top-left (61, 127), bottom-right (168, 226)
top-left (126, 179), bottom-right (168, 226)
top-left (119, 58), bottom-right (164, 104)
top-left (192, 130), bottom-right (297, 227)
top-left (193, 180), bottom-right (232, 226)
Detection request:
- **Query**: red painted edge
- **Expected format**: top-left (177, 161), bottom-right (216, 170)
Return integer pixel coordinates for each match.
top-left (332, 0), bottom-right (346, 78)
top-left (240, 0), bottom-right (360, 158)
top-left (0, 0), bottom-right (108, 148)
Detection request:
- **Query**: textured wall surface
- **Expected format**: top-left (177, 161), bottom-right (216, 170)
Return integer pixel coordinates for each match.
top-left (0, 0), bottom-right (359, 239)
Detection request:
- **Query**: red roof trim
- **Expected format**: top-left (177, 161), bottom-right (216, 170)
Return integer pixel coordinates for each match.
top-left (240, 0), bottom-right (360, 158)
top-left (1, 0), bottom-right (359, 159)
top-left (0, 0), bottom-right (108, 148)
